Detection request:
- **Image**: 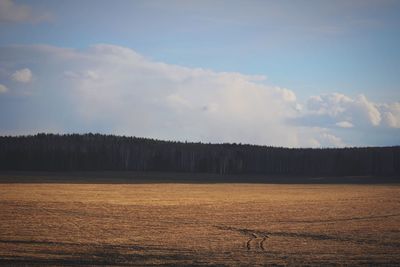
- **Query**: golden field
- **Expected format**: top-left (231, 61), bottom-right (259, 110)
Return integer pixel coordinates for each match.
top-left (0, 180), bottom-right (399, 266)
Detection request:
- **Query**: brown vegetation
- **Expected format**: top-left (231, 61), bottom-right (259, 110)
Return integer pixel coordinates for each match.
top-left (0, 180), bottom-right (399, 265)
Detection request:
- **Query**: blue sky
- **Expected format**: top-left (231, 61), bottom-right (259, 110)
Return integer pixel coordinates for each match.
top-left (0, 0), bottom-right (399, 147)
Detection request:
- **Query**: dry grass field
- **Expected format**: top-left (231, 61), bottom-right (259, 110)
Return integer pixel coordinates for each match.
top-left (0, 179), bottom-right (399, 266)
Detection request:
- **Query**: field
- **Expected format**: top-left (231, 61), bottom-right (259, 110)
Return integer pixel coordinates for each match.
top-left (0, 176), bottom-right (399, 266)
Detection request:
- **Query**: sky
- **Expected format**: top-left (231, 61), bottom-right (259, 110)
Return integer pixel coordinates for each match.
top-left (0, 0), bottom-right (399, 147)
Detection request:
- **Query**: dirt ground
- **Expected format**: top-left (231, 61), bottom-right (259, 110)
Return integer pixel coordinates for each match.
top-left (0, 181), bottom-right (399, 266)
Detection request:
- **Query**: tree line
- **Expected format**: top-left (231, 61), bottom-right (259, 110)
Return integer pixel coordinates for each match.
top-left (0, 133), bottom-right (399, 176)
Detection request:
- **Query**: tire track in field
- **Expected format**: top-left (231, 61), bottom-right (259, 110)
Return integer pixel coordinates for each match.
top-left (216, 226), bottom-right (269, 251)
top-left (215, 225), bottom-right (400, 249)
top-left (231, 228), bottom-right (257, 250)
top-left (260, 236), bottom-right (268, 251)
top-left (246, 233), bottom-right (258, 250)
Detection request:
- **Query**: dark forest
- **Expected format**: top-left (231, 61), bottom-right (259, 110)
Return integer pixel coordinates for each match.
top-left (1, 133), bottom-right (399, 178)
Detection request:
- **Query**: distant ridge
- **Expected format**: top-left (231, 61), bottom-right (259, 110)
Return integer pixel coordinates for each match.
top-left (0, 133), bottom-right (399, 177)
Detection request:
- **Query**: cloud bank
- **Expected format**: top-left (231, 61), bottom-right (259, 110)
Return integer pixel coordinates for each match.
top-left (0, 44), bottom-right (399, 147)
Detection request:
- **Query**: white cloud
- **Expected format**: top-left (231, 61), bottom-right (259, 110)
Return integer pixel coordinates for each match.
top-left (0, 0), bottom-right (51, 23)
top-left (294, 127), bottom-right (345, 148)
top-left (0, 44), bottom-right (320, 147)
top-left (354, 94), bottom-right (381, 126)
top-left (0, 44), bottom-right (398, 147)
top-left (336, 121), bottom-right (353, 128)
top-left (319, 132), bottom-right (345, 147)
top-left (276, 87), bottom-right (297, 102)
top-left (304, 93), bottom-right (388, 128)
top-left (0, 84), bottom-right (8, 93)
top-left (307, 93), bottom-right (352, 117)
top-left (381, 102), bottom-right (400, 128)
top-left (11, 68), bottom-right (32, 83)
top-left (64, 70), bottom-right (99, 80)
top-left (166, 94), bottom-right (192, 111)
top-left (61, 44), bottom-right (305, 146)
